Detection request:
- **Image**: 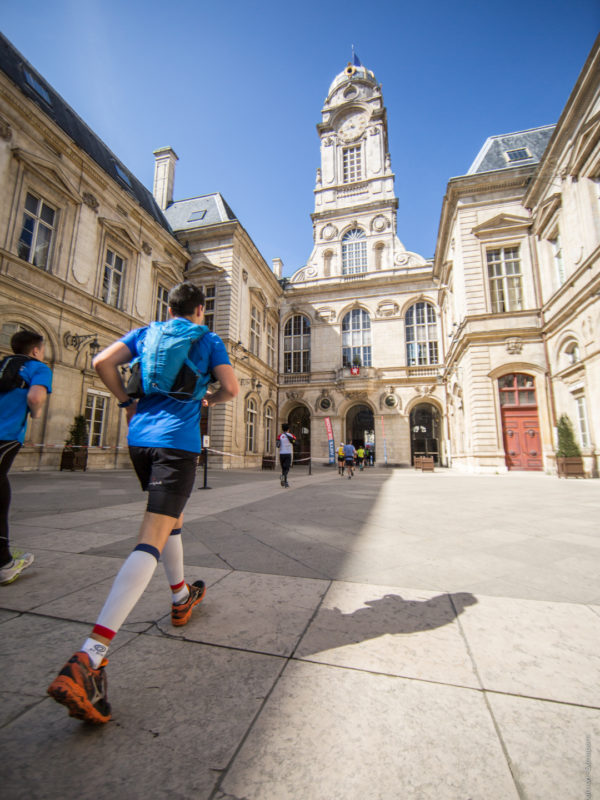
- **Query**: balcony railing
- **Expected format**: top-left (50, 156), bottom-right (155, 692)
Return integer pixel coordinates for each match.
top-left (282, 373), bottom-right (310, 384)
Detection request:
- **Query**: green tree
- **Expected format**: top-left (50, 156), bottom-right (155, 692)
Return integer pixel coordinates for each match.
top-left (556, 413), bottom-right (581, 457)
top-left (65, 414), bottom-right (88, 447)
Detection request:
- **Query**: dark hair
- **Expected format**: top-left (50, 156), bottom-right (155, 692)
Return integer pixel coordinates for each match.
top-left (11, 329), bottom-right (44, 355)
top-left (168, 281), bottom-right (205, 317)
top-left (282, 423), bottom-right (290, 431)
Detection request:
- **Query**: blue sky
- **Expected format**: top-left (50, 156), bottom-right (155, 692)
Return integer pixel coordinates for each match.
top-left (2, 1), bottom-right (598, 275)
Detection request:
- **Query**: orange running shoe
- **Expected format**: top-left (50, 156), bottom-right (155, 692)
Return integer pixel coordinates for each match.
top-left (171, 580), bottom-right (206, 626)
top-left (47, 651), bottom-right (111, 724)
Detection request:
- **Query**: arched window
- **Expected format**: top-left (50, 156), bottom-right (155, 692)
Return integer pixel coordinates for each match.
top-left (283, 315), bottom-right (311, 373)
top-left (264, 405), bottom-right (274, 453)
top-left (405, 302), bottom-right (439, 366)
top-left (245, 397), bottom-right (257, 452)
top-left (498, 373), bottom-right (536, 406)
top-left (342, 229), bottom-right (367, 275)
top-left (563, 340), bottom-right (580, 367)
top-left (342, 308), bottom-right (372, 367)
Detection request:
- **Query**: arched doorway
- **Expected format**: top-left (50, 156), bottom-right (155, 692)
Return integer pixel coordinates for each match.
top-left (410, 403), bottom-right (441, 464)
top-left (288, 406), bottom-right (310, 465)
top-left (498, 373), bottom-right (542, 471)
top-left (346, 404), bottom-right (375, 460)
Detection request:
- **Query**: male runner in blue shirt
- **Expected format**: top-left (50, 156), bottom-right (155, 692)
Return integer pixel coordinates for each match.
top-left (48, 282), bottom-right (238, 723)
top-left (0, 329), bottom-right (52, 585)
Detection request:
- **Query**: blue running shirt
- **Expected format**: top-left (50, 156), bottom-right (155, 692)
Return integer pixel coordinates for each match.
top-left (0, 359), bottom-right (53, 443)
top-left (121, 324), bottom-right (231, 453)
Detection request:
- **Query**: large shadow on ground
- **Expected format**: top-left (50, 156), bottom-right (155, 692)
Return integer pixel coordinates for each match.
top-left (296, 591), bottom-right (477, 655)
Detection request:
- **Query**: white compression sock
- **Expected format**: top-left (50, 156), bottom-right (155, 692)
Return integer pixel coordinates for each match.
top-left (161, 528), bottom-right (188, 603)
top-left (84, 547), bottom-right (159, 664)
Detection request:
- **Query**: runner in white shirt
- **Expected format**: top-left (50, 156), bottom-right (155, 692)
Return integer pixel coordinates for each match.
top-left (276, 423), bottom-right (296, 488)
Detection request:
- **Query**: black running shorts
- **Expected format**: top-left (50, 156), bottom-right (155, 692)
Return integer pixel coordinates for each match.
top-left (129, 446), bottom-right (198, 518)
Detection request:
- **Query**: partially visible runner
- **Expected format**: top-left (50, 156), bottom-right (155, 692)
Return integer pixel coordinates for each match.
top-left (277, 423), bottom-right (296, 487)
top-left (343, 442), bottom-right (357, 479)
top-left (47, 282), bottom-right (238, 724)
top-left (0, 330), bottom-right (52, 585)
top-left (337, 442), bottom-right (345, 475)
top-left (356, 445), bottom-right (365, 471)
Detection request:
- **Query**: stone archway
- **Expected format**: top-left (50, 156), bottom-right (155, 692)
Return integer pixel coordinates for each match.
top-left (410, 403), bottom-right (441, 464)
top-left (288, 406), bottom-right (311, 465)
top-left (345, 404), bottom-right (375, 459)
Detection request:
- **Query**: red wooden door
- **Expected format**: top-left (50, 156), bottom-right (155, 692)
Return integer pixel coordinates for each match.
top-left (501, 408), bottom-right (543, 470)
top-left (499, 373), bottom-right (543, 471)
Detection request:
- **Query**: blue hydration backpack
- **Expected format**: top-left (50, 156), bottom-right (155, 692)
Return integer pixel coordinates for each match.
top-left (126, 318), bottom-right (211, 404)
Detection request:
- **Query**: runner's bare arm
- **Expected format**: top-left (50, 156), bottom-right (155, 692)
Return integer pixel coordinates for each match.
top-left (203, 364), bottom-right (239, 407)
top-left (27, 385), bottom-right (48, 418)
top-left (93, 342), bottom-right (135, 414)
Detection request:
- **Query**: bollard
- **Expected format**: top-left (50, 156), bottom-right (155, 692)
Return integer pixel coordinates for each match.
top-left (199, 446), bottom-right (212, 489)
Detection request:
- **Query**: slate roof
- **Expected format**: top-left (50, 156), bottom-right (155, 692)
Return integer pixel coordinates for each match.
top-left (0, 33), bottom-right (173, 234)
top-left (467, 125), bottom-right (555, 175)
top-left (163, 194), bottom-right (238, 232)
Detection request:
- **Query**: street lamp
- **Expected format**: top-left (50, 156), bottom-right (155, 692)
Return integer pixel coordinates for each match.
top-left (63, 331), bottom-right (101, 357)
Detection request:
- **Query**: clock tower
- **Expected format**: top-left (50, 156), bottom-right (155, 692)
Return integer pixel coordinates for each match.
top-left (291, 60), bottom-right (426, 282)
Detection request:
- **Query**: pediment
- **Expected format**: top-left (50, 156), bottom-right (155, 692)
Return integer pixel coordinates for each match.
top-left (532, 192), bottom-right (562, 237)
top-left (12, 147), bottom-right (82, 203)
top-left (98, 217), bottom-right (141, 252)
top-left (472, 213), bottom-right (532, 238)
top-left (249, 285), bottom-right (268, 305)
top-left (152, 260), bottom-right (182, 286)
top-left (569, 109), bottom-right (600, 177)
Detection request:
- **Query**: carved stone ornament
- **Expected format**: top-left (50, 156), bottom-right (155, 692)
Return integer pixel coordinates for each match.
top-left (316, 168), bottom-right (322, 187)
top-left (505, 337), bottom-right (523, 354)
top-left (371, 215), bottom-right (388, 232)
top-left (242, 269), bottom-right (248, 282)
top-left (286, 391), bottom-right (304, 401)
top-left (316, 307), bottom-right (336, 322)
top-left (303, 266), bottom-right (318, 279)
top-left (395, 252), bottom-right (410, 266)
top-left (368, 126), bottom-right (380, 136)
top-left (82, 192), bottom-right (99, 212)
top-left (414, 385), bottom-right (435, 397)
top-left (323, 136), bottom-right (335, 147)
top-left (142, 241), bottom-right (152, 256)
top-left (0, 117), bottom-right (12, 141)
top-left (344, 390), bottom-right (369, 400)
top-left (382, 393), bottom-right (398, 409)
top-left (376, 300), bottom-right (399, 318)
top-left (321, 223), bottom-right (338, 241)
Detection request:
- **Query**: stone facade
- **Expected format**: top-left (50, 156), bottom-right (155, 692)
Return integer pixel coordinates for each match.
top-left (1, 33), bottom-right (598, 475)
top-left (0, 36), bottom-right (188, 470)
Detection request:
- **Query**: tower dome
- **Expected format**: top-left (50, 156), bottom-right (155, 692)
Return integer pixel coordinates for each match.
top-left (326, 62), bottom-right (378, 104)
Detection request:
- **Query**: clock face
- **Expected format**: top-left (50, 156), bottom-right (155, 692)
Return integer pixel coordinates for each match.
top-left (337, 111), bottom-right (368, 142)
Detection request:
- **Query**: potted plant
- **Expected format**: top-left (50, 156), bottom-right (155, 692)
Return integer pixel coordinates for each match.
top-left (60, 414), bottom-right (89, 471)
top-left (350, 355), bottom-right (362, 375)
top-left (555, 413), bottom-right (585, 478)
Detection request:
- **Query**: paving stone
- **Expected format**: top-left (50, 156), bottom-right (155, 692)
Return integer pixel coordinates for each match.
top-left (221, 660), bottom-right (520, 800)
top-left (157, 571), bottom-right (330, 656)
top-left (487, 693), bottom-right (600, 800)
top-left (295, 581), bottom-right (480, 687)
top-left (458, 596), bottom-right (600, 706)
top-left (2, 635), bottom-right (284, 800)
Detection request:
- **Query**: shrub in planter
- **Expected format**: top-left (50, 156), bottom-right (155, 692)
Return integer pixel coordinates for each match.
top-left (60, 414), bottom-right (89, 471)
top-left (555, 414), bottom-right (584, 478)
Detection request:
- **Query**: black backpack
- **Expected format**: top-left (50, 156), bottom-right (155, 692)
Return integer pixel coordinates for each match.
top-left (0, 355), bottom-right (33, 393)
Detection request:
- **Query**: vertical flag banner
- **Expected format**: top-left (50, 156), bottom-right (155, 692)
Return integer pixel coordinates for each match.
top-left (324, 417), bottom-right (335, 464)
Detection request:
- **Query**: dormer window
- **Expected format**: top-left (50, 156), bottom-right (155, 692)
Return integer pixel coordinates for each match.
top-left (505, 148), bottom-right (531, 163)
top-left (23, 68), bottom-right (52, 105)
top-left (114, 163), bottom-right (132, 188)
top-left (187, 210), bottom-right (206, 222)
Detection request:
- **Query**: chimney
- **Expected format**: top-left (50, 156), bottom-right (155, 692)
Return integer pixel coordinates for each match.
top-left (272, 257), bottom-right (283, 279)
top-left (153, 147), bottom-right (178, 210)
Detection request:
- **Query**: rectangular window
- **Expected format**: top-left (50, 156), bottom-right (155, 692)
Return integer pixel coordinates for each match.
top-left (155, 284), bottom-right (169, 321)
top-left (342, 146), bottom-right (362, 183)
top-left (487, 247), bottom-right (523, 313)
top-left (102, 248), bottom-right (125, 307)
top-left (250, 305), bottom-right (261, 357)
top-left (551, 233), bottom-right (565, 286)
top-left (85, 392), bottom-right (108, 447)
top-left (17, 192), bottom-right (56, 270)
top-left (267, 322), bottom-right (276, 369)
top-left (204, 286), bottom-right (215, 331)
top-left (505, 148), bottom-right (531, 163)
top-left (576, 396), bottom-right (590, 448)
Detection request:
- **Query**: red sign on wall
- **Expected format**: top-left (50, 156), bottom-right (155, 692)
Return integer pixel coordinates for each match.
top-left (350, 366), bottom-right (360, 375)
